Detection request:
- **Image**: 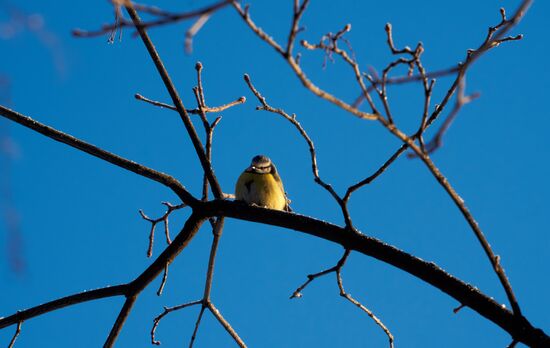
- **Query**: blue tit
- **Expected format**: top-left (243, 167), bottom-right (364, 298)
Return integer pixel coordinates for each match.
top-left (235, 155), bottom-right (290, 211)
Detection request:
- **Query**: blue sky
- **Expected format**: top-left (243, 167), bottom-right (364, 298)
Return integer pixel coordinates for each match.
top-left (1, 0), bottom-right (549, 347)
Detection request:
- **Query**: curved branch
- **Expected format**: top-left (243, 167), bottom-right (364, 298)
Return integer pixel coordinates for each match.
top-left (199, 200), bottom-right (550, 347)
top-left (0, 104), bottom-right (197, 206)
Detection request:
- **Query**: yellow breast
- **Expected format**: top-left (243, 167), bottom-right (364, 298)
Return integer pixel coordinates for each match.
top-left (235, 172), bottom-right (287, 210)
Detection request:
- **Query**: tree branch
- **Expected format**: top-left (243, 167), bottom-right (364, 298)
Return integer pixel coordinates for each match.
top-left (199, 199), bottom-right (549, 347)
top-left (72, 0), bottom-right (231, 40)
top-left (104, 295), bottom-right (137, 348)
top-left (0, 105), bottom-right (197, 206)
top-left (0, 285), bottom-right (128, 329)
top-left (124, 4), bottom-right (224, 199)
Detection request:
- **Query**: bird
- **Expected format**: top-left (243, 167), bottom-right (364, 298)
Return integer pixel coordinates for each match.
top-left (235, 155), bottom-right (290, 211)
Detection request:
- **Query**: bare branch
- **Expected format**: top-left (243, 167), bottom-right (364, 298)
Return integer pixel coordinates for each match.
top-left (290, 249), bottom-right (350, 299)
top-left (151, 300), bottom-right (202, 345)
top-left (185, 13), bottom-right (211, 54)
top-left (453, 304), bottom-right (466, 314)
top-left (104, 296), bottom-right (137, 348)
top-left (139, 202), bottom-right (186, 257)
top-left (344, 144), bottom-right (408, 201)
top-left (207, 302), bottom-right (247, 348)
top-left (409, 79), bottom-right (480, 157)
top-left (336, 267), bottom-right (394, 348)
top-left (135, 93), bottom-right (245, 115)
top-left (124, 5), bottom-right (224, 199)
top-left (189, 306), bottom-right (207, 348)
top-left (199, 199), bottom-right (549, 347)
top-left (291, 250), bottom-right (393, 347)
top-left (300, 23), bottom-right (380, 117)
top-left (232, 1), bottom-right (378, 121)
top-left (0, 105), bottom-right (197, 205)
top-left (286, 0), bottom-right (310, 55)
top-left (7, 321), bottom-right (22, 348)
top-left (157, 265), bottom-right (169, 296)
top-left (72, 0), bottom-right (231, 40)
top-left (0, 285), bottom-right (128, 329)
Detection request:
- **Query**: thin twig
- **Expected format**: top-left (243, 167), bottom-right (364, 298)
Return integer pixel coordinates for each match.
top-left (344, 144), bottom-right (408, 202)
top-left (185, 13), bottom-right (211, 54)
top-left (352, 65), bottom-right (460, 109)
top-left (290, 249), bottom-right (350, 299)
top-left (291, 249), bottom-right (393, 347)
top-left (135, 93), bottom-right (245, 115)
top-left (336, 266), bottom-right (394, 348)
top-left (410, 79), bottom-right (480, 157)
top-left (208, 302), bottom-right (247, 348)
top-left (157, 265), bottom-right (169, 296)
top-left (7, 321), bottom-right (22, 348)
top-left (73, 0), bottom-right (231, 39)
top-left (232, 1), bottom-right (378, 121)
top-left (189, 306), bottom-right (207, 347)
top-left (139, 202), bottom-right (185, 257)
top-left (286, 0), bottom-right (310, 55)
top-left (151, 300), bottom-right (203, 345)
top-left (300, 23), bottom-right (380, 116)
top-left (453, 304), bottom-right (466, 314)
top-left (203, 218), bottom-right (224, 300)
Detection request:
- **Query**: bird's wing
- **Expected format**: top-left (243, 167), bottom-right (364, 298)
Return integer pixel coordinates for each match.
top-left (271, 164), bottom-right (292, 211)
top-left (270, 164), bottom-right (285, 193)
top-left (235, 171), bottom-right (253, 200)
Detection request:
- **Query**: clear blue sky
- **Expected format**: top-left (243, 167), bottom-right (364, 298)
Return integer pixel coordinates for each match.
top-left (1, 1), bottom-right (549, 347)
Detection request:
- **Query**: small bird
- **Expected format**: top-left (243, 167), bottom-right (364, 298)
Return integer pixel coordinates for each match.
top-left (235, 155), bottom-right (290, 211)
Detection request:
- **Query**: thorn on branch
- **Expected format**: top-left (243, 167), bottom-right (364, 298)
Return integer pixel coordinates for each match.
top-left (507, 339), bottom-right (519, 348)
top-left (453, 304), bottom-right (466, 314)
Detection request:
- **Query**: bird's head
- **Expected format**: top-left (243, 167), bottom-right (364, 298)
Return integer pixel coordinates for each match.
top-left (248, 155), bottom-right (273, 174)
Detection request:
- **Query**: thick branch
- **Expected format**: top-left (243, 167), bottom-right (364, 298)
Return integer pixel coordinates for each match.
top-left (199, 199), bottom-right (549, 347)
